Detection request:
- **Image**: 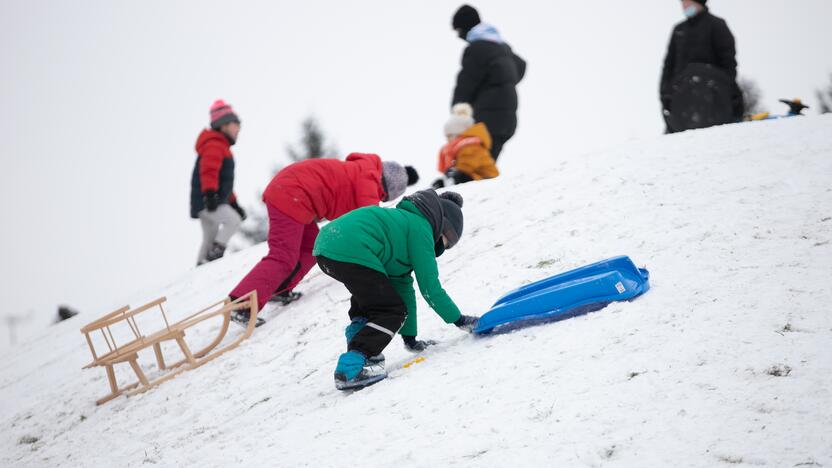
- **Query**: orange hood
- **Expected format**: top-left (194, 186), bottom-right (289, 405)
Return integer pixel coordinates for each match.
top-left (457, 122), bottom-right (492, 150)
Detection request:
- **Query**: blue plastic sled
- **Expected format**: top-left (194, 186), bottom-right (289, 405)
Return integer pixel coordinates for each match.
top-left (473, 256), bottom-right (650, 335)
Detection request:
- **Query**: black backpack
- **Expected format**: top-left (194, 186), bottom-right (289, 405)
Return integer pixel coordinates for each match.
top-left (667, 63), bottom-right (742, 133)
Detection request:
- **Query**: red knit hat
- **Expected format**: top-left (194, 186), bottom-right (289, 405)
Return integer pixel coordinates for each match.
top-left (209, 99), bottom-right (240, 130)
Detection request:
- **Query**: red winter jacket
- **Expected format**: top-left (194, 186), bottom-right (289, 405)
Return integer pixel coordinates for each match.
top-left (190, 129), bottom-right (236, 218)
top-left (263, 153), bottom-right (385, 224)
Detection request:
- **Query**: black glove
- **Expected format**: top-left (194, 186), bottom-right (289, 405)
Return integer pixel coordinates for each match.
top-left (402, 335), bottom-right (437, 352)
top-left (431, 177), bottom-right (446, 189)
top-left (446, 168), bottom-right (473, 185)
top-left (229, 200), bottom-right (247, 220)
top-left (454, 314), bottom-right (479, 332)
top-left (203, 190), bottom-right (220, 212)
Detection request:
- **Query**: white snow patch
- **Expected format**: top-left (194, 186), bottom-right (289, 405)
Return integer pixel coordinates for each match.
top-left (1, 116), bottom-right (831, 467)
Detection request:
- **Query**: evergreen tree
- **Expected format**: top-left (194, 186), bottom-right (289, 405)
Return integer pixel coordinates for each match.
top-left (235, 190), bottom-right (270, 245)
top-left (236, 116), bottom-right (338, 246)
top-left (287, 117), bottom-right (338, 161)
top-left (57, 305), bottom-right (79, 322)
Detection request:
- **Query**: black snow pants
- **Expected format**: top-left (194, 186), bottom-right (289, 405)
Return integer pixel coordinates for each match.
top-left (316, 256), bottom-right (407, 358)
top-left (490, 135), bottom-right (509, 162)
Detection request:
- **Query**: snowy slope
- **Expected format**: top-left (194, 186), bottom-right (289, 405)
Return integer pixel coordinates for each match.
top-left (2, 116), bottom-right (831, 467)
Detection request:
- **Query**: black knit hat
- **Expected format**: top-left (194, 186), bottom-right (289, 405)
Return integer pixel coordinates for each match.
top-left (691, 0), bottom-right (707, 5)
top-left (435, 192), bottom-right (464, 256)
top-left (452, 5), bottom-right (480, 34)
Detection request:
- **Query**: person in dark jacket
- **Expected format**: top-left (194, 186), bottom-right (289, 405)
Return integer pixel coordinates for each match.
top-left (314, 189), bottom-right (479, 390)
top-left (660, 0), bottom-right (743, 133)
top-left (190, 100), bottom-right (245, 265)
top-left (451, 5), bottom-right (526, 161)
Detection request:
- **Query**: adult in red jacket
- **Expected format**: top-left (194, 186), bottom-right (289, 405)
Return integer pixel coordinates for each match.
top-left (228, 153), bottom-right (419, 326)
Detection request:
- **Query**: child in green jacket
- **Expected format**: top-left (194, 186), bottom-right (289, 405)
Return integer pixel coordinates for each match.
top-left (313, 189), bottom-right (478, 390)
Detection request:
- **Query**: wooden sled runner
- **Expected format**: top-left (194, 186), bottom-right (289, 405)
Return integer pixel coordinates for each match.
top-left (80, 291), bottom-right (258, 405)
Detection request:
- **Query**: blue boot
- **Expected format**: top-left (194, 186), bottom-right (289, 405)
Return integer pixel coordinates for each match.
top-left (334, 351), bottom-right (387, 390)
top-left (345, 318), bottom-right (385, 365)
top-left (345, 318), bottom-right (368, 343)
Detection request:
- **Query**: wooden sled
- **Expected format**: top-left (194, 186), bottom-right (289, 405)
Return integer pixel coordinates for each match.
top-left (80, 291), bottom-right (258, 405)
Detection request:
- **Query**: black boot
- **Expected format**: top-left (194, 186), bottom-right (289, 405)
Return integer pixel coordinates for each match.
top-left (206, 242), bottom-right (226, 262)
top-left (269, 290), bottom-right (303, 305)
top-left (230, 309), bottom-right (265, 328)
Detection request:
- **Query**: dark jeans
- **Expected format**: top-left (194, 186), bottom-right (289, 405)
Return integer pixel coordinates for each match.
top-left (317, 256), bottom-right (407, 358)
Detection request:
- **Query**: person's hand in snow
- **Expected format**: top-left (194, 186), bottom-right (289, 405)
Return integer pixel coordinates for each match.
top-left (402, 335), bottom-right (438, 352)
top-left (454, 315), bottom-right (479, 332)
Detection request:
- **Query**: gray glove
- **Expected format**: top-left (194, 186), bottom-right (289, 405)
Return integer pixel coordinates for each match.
top-left (454, 315), bottom-right (479, 332)
top-left (402, 335), bottom-right (437, 352)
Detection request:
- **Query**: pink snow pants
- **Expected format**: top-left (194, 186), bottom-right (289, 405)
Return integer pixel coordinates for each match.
top-left (229, 203), bottom-right (319, 310)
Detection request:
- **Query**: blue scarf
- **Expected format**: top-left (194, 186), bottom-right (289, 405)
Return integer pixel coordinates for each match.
top-left (466, 23), bottom-right (505, 44)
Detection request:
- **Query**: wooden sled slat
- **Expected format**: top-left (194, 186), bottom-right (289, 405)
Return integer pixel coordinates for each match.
top-left (80, 291), bottom-right (259, 405)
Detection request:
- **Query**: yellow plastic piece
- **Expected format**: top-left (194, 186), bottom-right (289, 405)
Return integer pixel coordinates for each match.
top-left (402, 356), bottom-right (426, 368)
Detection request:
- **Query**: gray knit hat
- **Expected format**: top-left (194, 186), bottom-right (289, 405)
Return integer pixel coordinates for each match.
top-left (381, 161), bottom-right (419, 201)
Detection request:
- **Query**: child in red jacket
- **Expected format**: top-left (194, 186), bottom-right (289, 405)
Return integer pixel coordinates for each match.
top-left (228, 153), bottom-right (419, 326)
top-left (190, 100), bottom-right (246, 265)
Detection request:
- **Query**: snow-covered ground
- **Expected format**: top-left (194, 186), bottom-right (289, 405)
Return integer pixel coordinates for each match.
top-left (1, 116), bottom-right (830, 467)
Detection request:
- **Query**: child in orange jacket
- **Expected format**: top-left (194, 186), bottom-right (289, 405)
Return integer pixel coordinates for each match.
top-left (431, 103), bottom-right (499, 189)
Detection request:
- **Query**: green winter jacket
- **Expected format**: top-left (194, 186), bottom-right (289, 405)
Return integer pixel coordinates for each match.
top-left (313, 200), bottom-right (462, 336)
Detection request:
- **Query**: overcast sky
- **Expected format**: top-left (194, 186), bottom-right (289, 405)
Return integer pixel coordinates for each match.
top-left (1, 0), bottom-right (830, 349)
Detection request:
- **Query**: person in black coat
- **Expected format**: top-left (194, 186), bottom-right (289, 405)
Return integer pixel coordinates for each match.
top-left (451, 5), bottom-right (526, 161)
top-left (660, 0), bottom-right (743, 133)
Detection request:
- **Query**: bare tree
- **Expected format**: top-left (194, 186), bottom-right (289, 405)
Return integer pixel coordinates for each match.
top-left (738, 77), bottom-right (765, 116)
top-left (4, 311), bottom-right (34, 347)
top-left (236, 188), bottom-right (270, 245)
top-left (816, 74), bottom-right (832, 114)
